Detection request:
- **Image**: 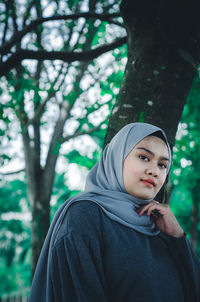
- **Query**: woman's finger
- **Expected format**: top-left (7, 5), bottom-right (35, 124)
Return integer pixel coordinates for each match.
top-left (138, 201), bottom-right (166, 216)
top-left (137, 200), bottom-right (156, 215)
top-left (146, 204), bottom-right (164, 216)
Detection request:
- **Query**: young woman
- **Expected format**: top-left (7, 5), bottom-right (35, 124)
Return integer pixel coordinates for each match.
top-left (28, 122), bottom-right (200, 302)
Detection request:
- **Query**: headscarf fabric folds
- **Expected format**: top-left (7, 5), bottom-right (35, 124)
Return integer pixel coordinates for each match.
top-left (28, 122), bottom-right (171, 302)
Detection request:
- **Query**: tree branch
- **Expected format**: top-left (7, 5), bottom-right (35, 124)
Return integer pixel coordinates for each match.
top-left (23, 1), bottom-right (35, 27)
top-left (0, 12), bottom-right (122, 54)
top-left (23, 62), bottom-right (67, 131)
top-left (178, 48), bottom-right (200, 70)
top-left (62, 121), bottom-right (105, 143)
top-left (10, 1), bottom-right (18, 32)
top-left (0, 168), bottom-right (25, 176)
top-left (0, 36), bottom-right (127, 76)
top-left (43, 101), bottom-right (71, 199)
top-left (32, 4), bottom-right (43, 177)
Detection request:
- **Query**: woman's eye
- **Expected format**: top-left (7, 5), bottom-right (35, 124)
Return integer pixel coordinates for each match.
top-left (139, 155), bottom-right (149, 162)
top-left (159, 163), bottom-right (167, 169)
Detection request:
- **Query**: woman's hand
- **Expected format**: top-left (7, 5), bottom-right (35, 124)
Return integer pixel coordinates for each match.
top-left (137, 200), bottom-right (185, 238)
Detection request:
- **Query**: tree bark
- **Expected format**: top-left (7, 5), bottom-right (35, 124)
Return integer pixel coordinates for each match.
top-left (105, 0), bottom-right (200, 147)
top-left (22, 128), bottom-right (50, 275)
top-left (31, 192), bottom-right (50, 275)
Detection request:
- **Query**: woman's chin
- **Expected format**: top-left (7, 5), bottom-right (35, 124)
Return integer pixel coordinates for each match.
top-left (130, 192), bottom-right (154, 200)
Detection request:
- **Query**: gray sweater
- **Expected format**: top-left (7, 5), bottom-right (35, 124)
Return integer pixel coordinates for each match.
top-left (29, 201), bottom-right (200, 302)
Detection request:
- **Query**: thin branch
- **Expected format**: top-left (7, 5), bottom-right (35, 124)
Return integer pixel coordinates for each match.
top-left (0, 168), bottom-right (25, 176)
top-left (103, 3), bottom-right (118, 12)
top-left (10, 2), bottom-right (18, 32)
top-left (32, 2), bottom-right (43, 174)
top-left (62, 121), bottom-right (105, 144)
top-left (23, 1), bottom-right (35, 27)
top-left (26, 62), bottom-right (67, 126)
top-left (178, 48), bottom-right (200, 70)
top-left (0, 12), bottom-right (122, 54)
top-left (0, 23), bottom-right (8, 63)
top-left (0, 36), bottom-right (127, 76)
top-left (0, 1), bottom-right (9, 62)
top-left (43, 101), bottom-right (71, 198)
top-left (64, 3), bottom-right (87, 51)
top-left (1, 15), bottom-right (8, 47)
top-left (67, 18), bottom-right (87, 51)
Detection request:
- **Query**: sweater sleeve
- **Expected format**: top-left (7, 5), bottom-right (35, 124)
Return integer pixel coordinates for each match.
top-left (49, 201), bottom-right (109, 302)
top-left (162, 233), bottom-right (200, 302)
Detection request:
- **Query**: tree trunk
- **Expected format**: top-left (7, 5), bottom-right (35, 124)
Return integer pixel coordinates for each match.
top-left (31, 192), bottom-right (50, 275)
top-left (105, 0), bottom-right (200, 146)
top-left (22, 130), bottom-right (50, 274)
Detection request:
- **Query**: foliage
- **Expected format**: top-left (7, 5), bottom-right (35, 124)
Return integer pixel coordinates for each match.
top-left (170, 73), bottom-right (200, 255)
top-left (0, 177), bottom-right (31, 295)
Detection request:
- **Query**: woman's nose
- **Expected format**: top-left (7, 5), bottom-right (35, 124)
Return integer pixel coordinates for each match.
top-left (146, 165), bottom-right (158, 177)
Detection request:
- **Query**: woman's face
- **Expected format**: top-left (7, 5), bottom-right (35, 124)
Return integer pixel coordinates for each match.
top-left (123, 135), bottom-right (170, 200)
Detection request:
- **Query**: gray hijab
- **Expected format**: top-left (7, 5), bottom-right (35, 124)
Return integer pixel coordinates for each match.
top-left (28, 122), bottom-right (171, 302)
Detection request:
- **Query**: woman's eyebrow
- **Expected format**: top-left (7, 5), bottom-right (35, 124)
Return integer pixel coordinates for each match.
top-left (136, 147), bottom-right (170, 161)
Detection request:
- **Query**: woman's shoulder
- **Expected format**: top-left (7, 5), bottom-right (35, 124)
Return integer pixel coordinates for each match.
top-left (55, 200), bottom-right (105, 242)
top-left (66, 200), bottom-right (105, 226)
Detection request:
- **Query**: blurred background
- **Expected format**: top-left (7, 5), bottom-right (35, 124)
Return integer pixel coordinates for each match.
top-left (0, 0), bottom-right (200, 300)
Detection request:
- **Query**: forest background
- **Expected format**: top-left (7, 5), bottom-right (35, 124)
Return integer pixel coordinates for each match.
top-left (0, 0), bottom-right (200, 299)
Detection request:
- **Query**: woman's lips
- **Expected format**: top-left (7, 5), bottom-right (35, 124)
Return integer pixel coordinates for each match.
top-left (141, 179), bottom-right (155, 188)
